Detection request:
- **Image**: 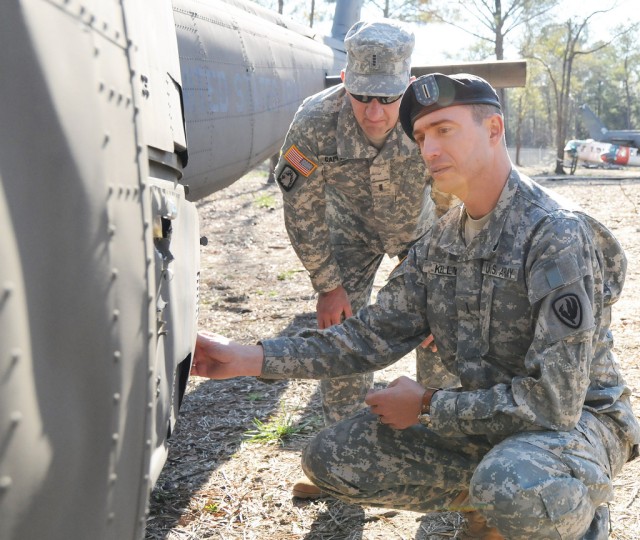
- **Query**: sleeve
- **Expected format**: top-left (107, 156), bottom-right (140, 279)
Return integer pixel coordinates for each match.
top-left (430, 217), bottom-right (599, 438)
top-left (260, 244), bottom-right (432, 379)
top-left (274, 110), bottom-right (342, 293)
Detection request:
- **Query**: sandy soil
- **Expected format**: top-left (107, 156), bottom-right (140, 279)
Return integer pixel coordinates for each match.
top-left (145, 164), bottom-right (640, 540)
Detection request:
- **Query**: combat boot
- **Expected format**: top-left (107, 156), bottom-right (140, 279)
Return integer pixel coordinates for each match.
top-left (291, 476), bottom-right (326, 499)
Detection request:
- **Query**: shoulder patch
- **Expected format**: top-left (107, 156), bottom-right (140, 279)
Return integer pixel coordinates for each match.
top-left (283, 145), bottom-right (318, 177)
top-left (277, 165), bottom-right (299, 192)
top-left (552, 293), bottom-right (582, 328)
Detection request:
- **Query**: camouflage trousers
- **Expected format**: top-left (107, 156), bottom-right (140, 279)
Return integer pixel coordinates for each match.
top-left (302, 409), bottom-right (633, 539)
top-left (319, 241), bottom-right (459, 425)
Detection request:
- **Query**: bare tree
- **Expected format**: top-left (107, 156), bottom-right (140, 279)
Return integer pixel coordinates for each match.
top-left (525, 11), bottom-right (612, 173)
top-left (365, 0), bottom-right (430, 20)
top-left (417, 0), bottom-right (558, 60)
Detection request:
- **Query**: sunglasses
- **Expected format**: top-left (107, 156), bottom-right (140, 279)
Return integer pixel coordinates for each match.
top-left (350, 93), bottom-right (403, 105)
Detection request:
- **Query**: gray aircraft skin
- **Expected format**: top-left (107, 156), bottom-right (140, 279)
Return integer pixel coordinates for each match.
top-left (579, 103), bottom-right (640, 149)
top-left (0, 1), bottom-right (524, 539)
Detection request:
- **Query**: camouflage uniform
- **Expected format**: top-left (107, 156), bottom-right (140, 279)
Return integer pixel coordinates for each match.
top-left (261, 170), bottom-right (640, 538)
top-left (274, 84), bottom-right (458, 424)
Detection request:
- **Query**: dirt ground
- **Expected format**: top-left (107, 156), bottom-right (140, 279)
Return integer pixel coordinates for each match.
top-left (145, 163), bottom-right (640, 540)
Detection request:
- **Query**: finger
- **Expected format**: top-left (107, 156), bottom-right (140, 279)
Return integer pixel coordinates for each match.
top-left (420, 335), bottom-right (434, 348)
top-left (364, 389), bottom-right (380, 405)
top-left (343, 305), bottom-right (353, 319)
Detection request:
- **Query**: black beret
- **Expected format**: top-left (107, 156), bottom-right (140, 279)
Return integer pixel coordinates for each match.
top-left (399, 73), bottom-right (501, 141)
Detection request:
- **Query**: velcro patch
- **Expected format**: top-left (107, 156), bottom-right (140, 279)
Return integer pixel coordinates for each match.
top-left (482, 262), bottom-right (518, 281)
top-left (284, 145), bottom-right (318, 177)
top-left (552, 293), bottom-right (582, 328)
top-left (277, 165), bottom-right (299, 192)
top-left (427, 262), bottom-right (457, 277)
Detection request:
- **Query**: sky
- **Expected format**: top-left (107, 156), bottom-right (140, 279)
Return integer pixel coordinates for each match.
top-left (353, 0), bottom-right (640, 65)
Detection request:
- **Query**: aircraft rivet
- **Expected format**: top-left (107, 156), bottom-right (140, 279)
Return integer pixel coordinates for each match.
top-left (147, 403), bottom-right (153, 410)
top-left (0, 477), bottom-right (12, 490)
top-left (145, 440), bottom-right (151, 448)
top-left (3, 282), bottom-right (14, 297)
top-left (111, 268), bottom-right (118, 279)
top-left (107, 512), bottom-right (115, 521)
top-left (113, 393), bottom-right (121, 403)
top-left (113, 350), bottom-right (121, 361)
top-left (109, 473), bottom-right (117, 484)
top-left (11, 349), bottom-right (21, 363)
top-left (10, 411), bottom-right (22, 425)
top-left (108, 224), bottom-right (116, 236)
top-left (148, 331), bottom-right (154, 339)
top-left (112, 433), bottom-right (119, 442)
top-left (113, 309), bottom-right (120, 320)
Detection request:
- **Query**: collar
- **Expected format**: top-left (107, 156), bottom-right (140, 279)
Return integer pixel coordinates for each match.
top-left (439, 169), bottom-right (520, 259)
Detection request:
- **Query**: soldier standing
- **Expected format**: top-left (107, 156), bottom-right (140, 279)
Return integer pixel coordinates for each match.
top-left (192, 73), bottom-right (640, 538)
top-left (272, 20), bottom-right (458, 498)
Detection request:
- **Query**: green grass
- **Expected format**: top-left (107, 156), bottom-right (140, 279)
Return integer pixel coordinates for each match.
top-left (243, 404), bottom-right (315, 446)
top-left (254, 193), bottom-right (276, 209)
top-left (277, 269), bottom-right (301, 281)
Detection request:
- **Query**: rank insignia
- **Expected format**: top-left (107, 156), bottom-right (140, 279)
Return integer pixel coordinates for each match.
top-left (284, 145), bottom-right (318, 177)
top-left (277, 165), bottom-right (299, 191)
top-left (552, 293), bottom-right (582, 328)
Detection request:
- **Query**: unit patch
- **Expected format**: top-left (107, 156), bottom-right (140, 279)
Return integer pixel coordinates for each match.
top-left (277, 165), bottom-right (299, 192)
top-left (482, 262), bottom-right (518, 281)
top-left (552, 293), bottom-right (582, 328)
top-left (284, 145), bottom-right (318, 177)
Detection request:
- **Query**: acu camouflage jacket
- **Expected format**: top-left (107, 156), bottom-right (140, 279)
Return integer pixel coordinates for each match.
top-left (274, 84), bottom-right (452, 293)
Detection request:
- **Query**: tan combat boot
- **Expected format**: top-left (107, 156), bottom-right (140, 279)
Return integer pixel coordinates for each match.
top-left (450, 490), bottom-right (505, 540)
top-left (291, 476), bottom-right (326, 499)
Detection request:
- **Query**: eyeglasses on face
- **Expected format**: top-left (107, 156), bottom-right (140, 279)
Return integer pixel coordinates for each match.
top-left (349, 93), bottom-right (403, 105)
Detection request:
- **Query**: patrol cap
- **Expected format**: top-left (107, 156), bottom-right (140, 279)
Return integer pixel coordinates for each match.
top-left (343, 20), bottom-right (414, 96)
top-left (399, 73), bottom-right (502, 140)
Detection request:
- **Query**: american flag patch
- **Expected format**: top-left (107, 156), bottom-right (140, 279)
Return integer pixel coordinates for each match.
top-left (283, 145), bottom-right (318, 177)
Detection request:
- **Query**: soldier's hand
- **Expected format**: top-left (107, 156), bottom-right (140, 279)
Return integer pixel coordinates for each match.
top-left (191, 331), bottom-right (263, 379)
top-left (365, 376), bottom-right (424, 430)
top-left (419, 334), bottom-right (438, 352)
top-left (316, 285), bottom-right (353, 329)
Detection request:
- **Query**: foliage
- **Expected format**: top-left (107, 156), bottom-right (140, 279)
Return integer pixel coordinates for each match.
top-left (254, 192), bottom-right (276, 209)
top-left (243, 404), bottom-right (317, 445)
top-left (413, 0), bottom-right (559, 60)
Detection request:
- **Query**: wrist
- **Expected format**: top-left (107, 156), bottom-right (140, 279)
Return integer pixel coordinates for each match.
top-left (240, 344), bottom-right (265, 376)
top-left (420, 387), bottom-right (441, 415)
